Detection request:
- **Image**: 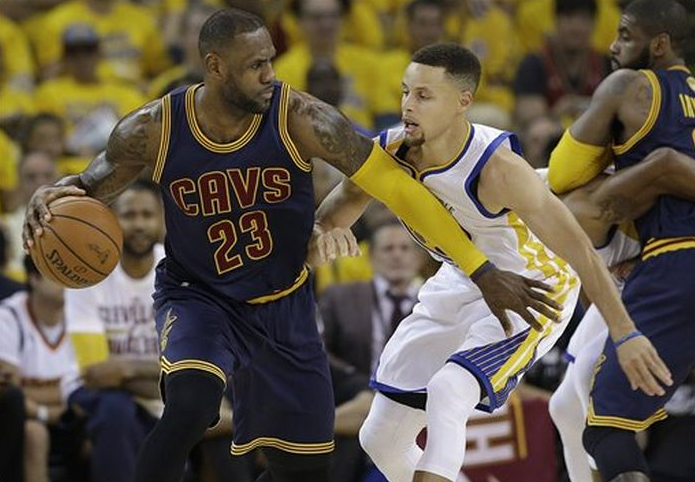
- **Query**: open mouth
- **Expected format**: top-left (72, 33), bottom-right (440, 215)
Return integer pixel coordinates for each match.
top-left (403, 119), bottom-right (420, 134)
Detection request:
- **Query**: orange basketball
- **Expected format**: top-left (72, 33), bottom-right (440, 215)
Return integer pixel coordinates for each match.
top-left (29, 196), bottom-right (123, 289)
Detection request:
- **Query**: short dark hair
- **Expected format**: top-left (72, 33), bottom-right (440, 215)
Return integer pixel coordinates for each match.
top-left (198, 8), bottom-right (266, 57)
top-left (624, 0), bottom-right (688, 55)
top-left (411, 42), bottom-right (481, 92)
top-left (406, 0), bottom-right (444, 21)
top-left (555, 0), bottom-right (597, 18)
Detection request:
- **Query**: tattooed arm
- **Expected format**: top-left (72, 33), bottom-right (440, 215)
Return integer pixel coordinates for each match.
top-left (23, 100), bottom-right (162, 249)
top-left (562, 148), bottom-right (695, 245)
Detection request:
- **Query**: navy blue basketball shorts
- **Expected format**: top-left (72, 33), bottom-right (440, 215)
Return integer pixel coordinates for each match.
top-left (153, 273), bottom-right (335, 456)
top-left (588, 246), bottom-right (695, 431)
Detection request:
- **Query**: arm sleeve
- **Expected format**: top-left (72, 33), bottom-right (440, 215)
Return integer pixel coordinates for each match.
top-left (548, 129), bottom-right (613, 194)
top-left (350, 143), bottom-right (488, 276)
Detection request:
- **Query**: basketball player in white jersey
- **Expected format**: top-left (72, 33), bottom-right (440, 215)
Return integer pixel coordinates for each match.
top-left (311, 43), bottom-right (670, 482)
top-left (0, 256), bottom-right (76, 482)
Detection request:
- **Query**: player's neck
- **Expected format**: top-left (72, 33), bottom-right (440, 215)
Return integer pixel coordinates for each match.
top-left (651, 56), bottom-right (685, 71)
top-left (29, 295), bottom-right (63, 328)
top-left (196, 86), bottom-right (257, 143)
top-left (121, 251), bottom-right (155, 280)
top-left (417, 120), bottom-right (470, 171)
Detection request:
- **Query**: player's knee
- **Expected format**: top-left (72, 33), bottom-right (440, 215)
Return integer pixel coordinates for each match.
top-left (426, 364), bottom-right (479, 416)
top-left (24, 420), bottom-right (50, 462)
top-left (163, 370), bottom-right (224, 427)
top-left (358, 409), bottom-right (390, 460)
top-left (583, 425), bottom-right (648, 479)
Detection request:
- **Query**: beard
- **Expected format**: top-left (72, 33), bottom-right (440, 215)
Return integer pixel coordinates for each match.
top-left (613, 46), bottom-right (651, 71)
top-left (221, 83), bottom-right (270, 114)
top-left (403, 133), bottom-right (425, 147)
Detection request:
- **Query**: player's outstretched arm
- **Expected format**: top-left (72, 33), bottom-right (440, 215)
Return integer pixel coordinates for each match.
top-left (548, 69), bottom-right (644, 194)
top-left (23, 100), bottom-right (161, 251)
top-left (288, 88), bottom-right (563, 329)
top-left (481, 147), bottom-right (673, 396)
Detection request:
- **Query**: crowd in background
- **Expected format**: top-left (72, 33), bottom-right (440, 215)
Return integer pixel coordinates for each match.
top-left (1, 0), bottom-right (695, 481)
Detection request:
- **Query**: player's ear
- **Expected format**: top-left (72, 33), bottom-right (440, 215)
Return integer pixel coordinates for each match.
top-left (459, 90), bottom-right (473, 112)
top-left (651, 33), bottom-right (670, 57)
top-left (204, 52), bottom-right (225, 80)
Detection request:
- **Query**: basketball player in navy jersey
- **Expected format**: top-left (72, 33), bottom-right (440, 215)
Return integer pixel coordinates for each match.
top-left (549, 1), bottom-right (695, 480)
top-left (21, 8), bottom-right (567, 482)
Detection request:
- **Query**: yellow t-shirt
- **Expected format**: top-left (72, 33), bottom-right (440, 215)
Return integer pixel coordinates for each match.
top-left (0, 88), bottom-right (35, 122)
top-left (0, 15), bottom-right (35, 91)
top-left (281, 0), bottom-right (384, 51)
top-left (274, 43), bottom-right (397, 130)
top-left (0, 130), bottom-right (20, 213)
top-left (32, 0), bottom-right (171, 85)
top-left (516, 0), bottom-right (621, 55)
top-left (381, 49), bottom-right (411, 115)
top-left (34, 77), bottom-right (145, 134)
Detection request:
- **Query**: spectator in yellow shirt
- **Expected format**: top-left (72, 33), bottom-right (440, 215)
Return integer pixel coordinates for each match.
top-left (31, 0), bottom-right (171, 86)
top-left (381, 0), bottom-right (445, 114)
top-left (274, 0), bottom-right (399, 130)
top-left (0, 14), bottom-right (35, 92)
top-left (34, 26), bottom-right (146, 158)
top-left (0, 130), bottom-right (20, 214)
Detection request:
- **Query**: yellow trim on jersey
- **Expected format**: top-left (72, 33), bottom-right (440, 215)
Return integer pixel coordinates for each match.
top-left (612, 70), bottom-right (662, 156)
top-left (278, 83), bottom-right (312, 172)
top-left (489, 213), bottom-right (579, 392)
top-left (185, 84), bottom-right (262, 154)
top-left (152, 94), bottom-right (172, 183)
top-left (642, 237), bottom-right (695, 261)
top-left (160, 356), bottom-right (227, 385)
top-left (414, 121), bottom-right (471, 181)
top-left (231, 437), bottom-right (334, 456)
top-left (587, 398), bottom-right (668, 431)
top-left (246, 266), bottom-right (309, 304)
top-left (667, 65), bottom-right (691, 74)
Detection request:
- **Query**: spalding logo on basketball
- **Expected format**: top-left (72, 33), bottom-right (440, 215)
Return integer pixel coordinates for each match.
top-left (29, 196), bottom-right (123, 288)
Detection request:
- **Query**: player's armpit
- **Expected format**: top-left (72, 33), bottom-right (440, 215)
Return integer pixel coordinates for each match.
top-left (80, 99), bottom-right (163, 203)
top-left (69, 332), bottom-right (109, 370)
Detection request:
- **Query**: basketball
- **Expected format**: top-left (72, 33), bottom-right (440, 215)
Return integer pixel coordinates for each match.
top-left (29, 196), bottom-right (123, 289)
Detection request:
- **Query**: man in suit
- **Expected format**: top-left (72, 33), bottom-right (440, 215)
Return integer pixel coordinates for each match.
top-left (318, 220), bottom-right (423, 482)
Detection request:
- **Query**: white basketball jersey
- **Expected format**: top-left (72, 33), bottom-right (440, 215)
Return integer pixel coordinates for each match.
top-left (379, 123), bottom-right (576, 292)
top-left (64, 244), bottom-right (165, 362)
top-left (0, 291), bottom-right (76, 385)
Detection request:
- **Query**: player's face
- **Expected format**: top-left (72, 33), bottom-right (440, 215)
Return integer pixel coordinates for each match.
top-left (609, 15), bottom-right (651, 71)
top-left (370, 226), bottom-right (422, 285)
top-left (401, 63), bottom-right (471, 147)
top-left (114, 189), bottom-right (163, 258)
top-left (219, 28), bottom-right (277, 114)
top-left (30, 274), bottom-right (64, 308)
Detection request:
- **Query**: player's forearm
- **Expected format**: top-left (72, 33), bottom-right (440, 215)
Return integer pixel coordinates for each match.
top-left (79, 151), bottom-right (144, 204)
top-left (350, 144), bottom-right (489, 276)
top-left (315, 178), bottom-right (371, 231)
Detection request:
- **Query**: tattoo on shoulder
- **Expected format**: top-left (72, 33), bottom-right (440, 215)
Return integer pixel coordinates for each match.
top-left (595, 194), bottom-right (635, 224)
top-left (289, 90), bottom-right (372, 176)
top-left (605, 70), bottom-right (640, 96)
top-left (106, 100), bottom-right (162, 168)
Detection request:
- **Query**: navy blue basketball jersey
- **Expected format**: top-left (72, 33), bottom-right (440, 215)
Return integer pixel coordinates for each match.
top-left (152, 82), bottom-right (314, 302)
top-left (613, 66), bottom-right (695, 241)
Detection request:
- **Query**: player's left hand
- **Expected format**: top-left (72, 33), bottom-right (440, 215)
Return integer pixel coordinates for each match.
top-left (307, 224), bottom-right (361, 268)
top-left (82, 360), bottom-right (131, 389)
top-left (616, 335), bottom-right (672, 396)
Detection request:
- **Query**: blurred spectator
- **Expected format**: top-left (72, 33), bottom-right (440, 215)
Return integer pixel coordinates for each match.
top-left (515, 0), bottom-right (621, 55)
top-left (149, 3), bottom-right (216, 99)
top-left (0, 128), bottom-right (20, 214)
top-left (33, 25), bottom-right (145, 157)
top-left (513, 0), bottom-right (610, 130)
top-left (31, 0), bottom-right (171, 85)
top-left (18, 114), bottom-right (88, 176)
top-left (63, 181), bottom-right (253, 482)
top-left (382, 0), bottom-right (445, 114)
top-left (0, 14), bottom-right (35, 92)
top-left (0, 226), bottom-right (22, 300)
top-left (274, 0), bottom-right (398, 130)
top-left (0, 256), bottom-right (80, 482)
top-left (1, 151), bottom-right (59, 283)
top-left (318, 221), bottom-right (422, 482)
top-left (281, 0), bottom-right (385, 51)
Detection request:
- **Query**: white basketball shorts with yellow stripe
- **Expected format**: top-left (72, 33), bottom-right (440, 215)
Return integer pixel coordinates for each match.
top-left (372, 262), bottom-right (580, 412)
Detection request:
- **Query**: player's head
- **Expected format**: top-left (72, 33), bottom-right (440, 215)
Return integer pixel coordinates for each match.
top-left (402, 43), bottom-right (480, 146)
top-left (609, 0), bottom-right (688, 70)
top-left (112, 180), bottom-right (163, 259)
top-left (24, 255), bottom-right (64, 307)
top-left (555, 0), bottom-right (597, 54)
top-left (198, 8), bottom-right (276, 113)
top-left (369, 221), bottom-right (422, 286)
